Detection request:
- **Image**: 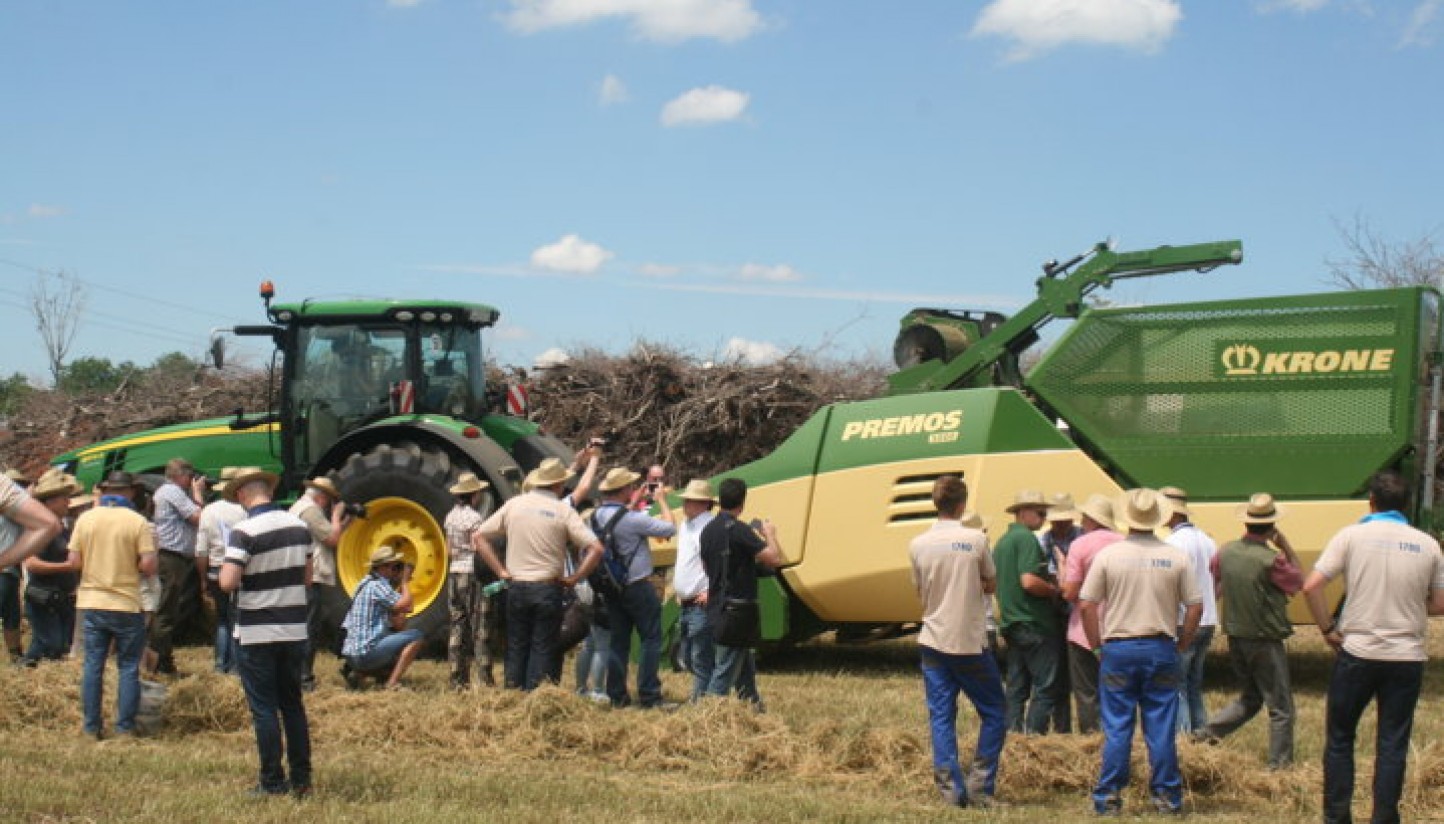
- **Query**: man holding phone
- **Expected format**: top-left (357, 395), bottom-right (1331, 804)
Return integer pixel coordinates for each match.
top-left (1193, 493), bottom-right (1302, 770)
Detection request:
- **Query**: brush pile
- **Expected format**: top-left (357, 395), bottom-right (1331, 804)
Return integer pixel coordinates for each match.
top-left (525, 343), bottom-right (888, 480)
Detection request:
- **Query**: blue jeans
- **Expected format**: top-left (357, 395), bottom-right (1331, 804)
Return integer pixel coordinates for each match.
top-left (1094, 637), bottom-right (1183, 813)
top-left (920, 646), bottom-right (1007, 804)
top-left (505, 581), bottom-right (563, 690)
top-left (606, 579), bottom-right (664, 706)
top-left (211, 584), bottom-right (238, 674)
top-left (1175, 624), bottom-right (1214, 732)
top-left (349, 628), bottom-right (424, 672)
top-left (1323, 650), bottom-right (1424, 824)
top-left (574, 623), bottom-right (612, 693)
top-left (238, 640), bottom-right (312, 793)
top-left (706, 642), bottom-right (761, 705)
top-left (25, 593), bottom-right (75, 662)
top-left (82, 609), bottom-right (147, 735)
top-left (1001, 624), bottom-right (1060, 734)
top-left (679, 603), bottom-right (715, 701)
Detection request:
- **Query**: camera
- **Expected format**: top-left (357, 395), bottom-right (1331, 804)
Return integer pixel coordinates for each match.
top-left (341, 501), bottom-right (368, 519)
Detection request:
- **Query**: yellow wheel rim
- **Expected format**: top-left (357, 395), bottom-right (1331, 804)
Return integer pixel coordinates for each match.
top-left (336, 496), bottom-right (445, 618)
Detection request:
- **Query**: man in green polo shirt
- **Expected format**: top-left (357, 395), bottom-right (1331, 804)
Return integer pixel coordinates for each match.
top-left (1195, 493), bottom-right (1302, 769)
top-left (993, 489), bottom-right (1063, 734)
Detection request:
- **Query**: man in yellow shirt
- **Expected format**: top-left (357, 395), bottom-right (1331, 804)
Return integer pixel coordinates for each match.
top-left (67, 472), bottom-right (157, 739)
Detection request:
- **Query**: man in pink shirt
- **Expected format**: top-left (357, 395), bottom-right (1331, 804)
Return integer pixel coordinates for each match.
top-left (1061, 494), bottom-right (1120, 734)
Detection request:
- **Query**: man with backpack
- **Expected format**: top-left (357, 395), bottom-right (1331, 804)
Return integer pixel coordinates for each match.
top-left (589, 467), bottom-right (677, 709)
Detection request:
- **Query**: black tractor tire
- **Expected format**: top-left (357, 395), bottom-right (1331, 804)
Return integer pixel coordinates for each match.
top-left (330, 440), bottom-right (507, 652)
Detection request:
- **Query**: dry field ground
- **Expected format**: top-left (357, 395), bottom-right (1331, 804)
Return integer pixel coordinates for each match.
top-left (2, 625), bottom-right (1441, 823)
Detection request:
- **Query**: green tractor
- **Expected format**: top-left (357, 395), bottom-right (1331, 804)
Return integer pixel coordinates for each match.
top-left (51, 282), bottom-right (573, 640)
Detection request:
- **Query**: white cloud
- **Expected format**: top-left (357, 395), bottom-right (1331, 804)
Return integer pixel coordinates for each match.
top-left (599, 73), bottom-right (629, 105)
top-left (1400, 0), bottom-right (1441, 47)
top-left (722, 337), bottom-right (785, 365)
top-left (971, 0), bottom-right (1183, 61)
top-left (503, 0), bottom-right (763, 43)
top-left (637, 262), bottom-right (681, 277)
top-left (27, 204), bottom-right (65, 218)
top-left (737, 262), bottom-right (803, 283)
top-left (529, 234), bottom-right (615, 274)
top-left (533, 347), bottom-right (571, 369)
top-left (660, 85), bottom-right (749, 127)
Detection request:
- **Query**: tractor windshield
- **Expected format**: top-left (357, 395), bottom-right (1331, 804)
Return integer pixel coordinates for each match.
top-left (416, 323), bottom-right (484, 419)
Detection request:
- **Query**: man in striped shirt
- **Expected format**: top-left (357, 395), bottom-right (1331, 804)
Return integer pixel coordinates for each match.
top-left (219, 467), bottom-right (313, 799)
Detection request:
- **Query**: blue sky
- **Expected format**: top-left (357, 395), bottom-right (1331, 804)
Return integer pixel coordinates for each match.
top-left (3, 0), bottom-right (1441, 380)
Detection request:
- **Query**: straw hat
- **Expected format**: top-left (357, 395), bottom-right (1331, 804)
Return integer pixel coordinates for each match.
top-left (523, 457), bottom-right (573, 490)
top-left (222, 466), bottom-right (279, 502)
top-left (449, 471), bottom-right (488, 496)
top-left (598, 467), bottom-right (642, 493)
top-left (960, 510), bottom-right (988, 531)
top-left (1114, 488), bottom-right (1172, 532)
top-left (304, 475), bottom-right (340, 499)
top-left (210, 466), bottom-right (240, 495)
top-left (1078, 494), bottom-right (1116, 531)
top-left (68, 494), bottom-right (94, 513)
top-left (1047, 492), bottom-right (1078, 521)
top-left (1159, 486), bottom-right (1190, 517)
top-left (5, 468), bottom-right (32, 486)
top-left (1005, 489), bottom-right (1049, 514)
top-left (1236, 492), bottom-right (1284, 525)
top-left (31, 470), bottom-right (80, 502)
top-left (369, 544), bottom-right (405, 568)
top-left (679, 479), bottom-right (716, 502)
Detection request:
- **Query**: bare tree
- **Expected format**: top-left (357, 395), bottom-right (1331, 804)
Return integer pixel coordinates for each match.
top-left (1326, 215), bottom-right (1443, 290)
top-left (31, 269), bottom-right (88, 387)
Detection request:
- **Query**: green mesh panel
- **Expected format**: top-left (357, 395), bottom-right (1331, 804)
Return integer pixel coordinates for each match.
top-left (1027, 288), bottom-right (1438, 499)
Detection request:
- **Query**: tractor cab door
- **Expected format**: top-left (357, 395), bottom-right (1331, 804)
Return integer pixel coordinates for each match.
top-left (291, 323), bottom-right (410, 471)
top-left (416, 324), bottom-right (485, 419)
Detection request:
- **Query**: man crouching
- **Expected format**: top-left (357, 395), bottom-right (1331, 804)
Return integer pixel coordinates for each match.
top-left (339, 545), bottom-right (425, 690)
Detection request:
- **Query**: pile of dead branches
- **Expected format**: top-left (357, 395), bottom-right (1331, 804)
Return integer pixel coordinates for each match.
top-left (0, 366), bottom-right (270, 473)
top-left (527, 343), bottom-right (888, 480)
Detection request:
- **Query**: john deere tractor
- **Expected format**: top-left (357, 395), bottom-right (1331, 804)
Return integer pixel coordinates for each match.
top-left (51, 282), bottom-right (573, 641)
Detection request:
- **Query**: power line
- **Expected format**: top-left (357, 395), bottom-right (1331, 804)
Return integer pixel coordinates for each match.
top-left (0, 256), bottom-right (255, 326)
top-left (0, 288), bottom-right (207, 349)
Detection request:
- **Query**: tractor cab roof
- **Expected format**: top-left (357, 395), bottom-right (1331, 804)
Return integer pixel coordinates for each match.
top-left (267, 299), bottom-right (500, 327)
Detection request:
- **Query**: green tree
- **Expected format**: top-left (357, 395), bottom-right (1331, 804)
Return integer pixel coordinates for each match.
top-left (148, 351), bottom-right (199, 381)
top-left (59, 357), bottom-right (137, 393)
top-left (0, 372), bottom-right (33, 418)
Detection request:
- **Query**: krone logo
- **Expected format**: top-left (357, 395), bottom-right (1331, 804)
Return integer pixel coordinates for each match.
top-left (1221, 344), bottom-right (1261, 376)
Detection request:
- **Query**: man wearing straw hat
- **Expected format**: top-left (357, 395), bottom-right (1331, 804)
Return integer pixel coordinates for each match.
top-left (672, 478), bottom-right (717, 701)
top-left (993, 489), bottom-right (1063, 735)
top-left (1302, 470), bottom-right (1444, 824)
top-left (19, 469), bottom-right (82, 665)
top-left (196, 467), bottom-right (246, 675)
top-left (340, 544), bottom-right (426, 690)
top-left (1160, 486), bottom-right (1219, 736)
top-left (68, 471), bottom-right (157, 739)
top-left (590, 466), bottom-right (677, 709)
top-left (443, 471), bottom-right (495, 690)
top-left (218, 467), bottom-right (313, 797)
top-left (1079, 488), bottom-right (1201, 815)
top-left (475, 458), bottom-right (604, 691)
top-left (288, 475), bottom-right (352, 691)
top-left (910, 474), bottom-right (1005, 808)
top-left (1194, 493), bottom-right (1301, 769)
top-left (1060, 493), bottom-right (1121, 734)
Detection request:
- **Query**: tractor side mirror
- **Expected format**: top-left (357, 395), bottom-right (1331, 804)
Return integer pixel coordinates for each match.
top-left (208, 330), bottom-right (226, 369)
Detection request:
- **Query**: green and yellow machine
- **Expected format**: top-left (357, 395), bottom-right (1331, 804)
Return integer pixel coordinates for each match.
top-left (706, 239), bottom-right (1441, 640)
top-left (51, 283), bottom-right (573, 638)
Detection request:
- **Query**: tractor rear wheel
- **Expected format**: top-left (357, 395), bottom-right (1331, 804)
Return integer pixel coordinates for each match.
top-left (332, 441), bottom-right (502, 648)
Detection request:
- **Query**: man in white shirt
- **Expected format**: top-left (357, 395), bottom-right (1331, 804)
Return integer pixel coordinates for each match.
top-left (1161, 486), bottom-right (1218, 734)
top-left (671, 479), bottom-right (717, 701)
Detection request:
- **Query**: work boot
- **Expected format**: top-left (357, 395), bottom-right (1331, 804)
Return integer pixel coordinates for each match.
top-left (340, 661), bottom-right (362, 691)
top-left (932, 767), bottom-right (965, 807)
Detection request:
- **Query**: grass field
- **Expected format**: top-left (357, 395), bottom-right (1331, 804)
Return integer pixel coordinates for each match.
top-left (2, 625), bottom-right (1441, 823)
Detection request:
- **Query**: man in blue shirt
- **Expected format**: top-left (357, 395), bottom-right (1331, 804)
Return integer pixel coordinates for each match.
top-left (340, 545), bottom-right (425, 690)
top-left (589, 467), bottom-right (677, 709)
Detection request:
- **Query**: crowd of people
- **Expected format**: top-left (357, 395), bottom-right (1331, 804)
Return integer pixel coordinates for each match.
top-left (912, 471), bottom-right (1444, 821)
top-left (2, 455), bottom-right (1442, 818)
